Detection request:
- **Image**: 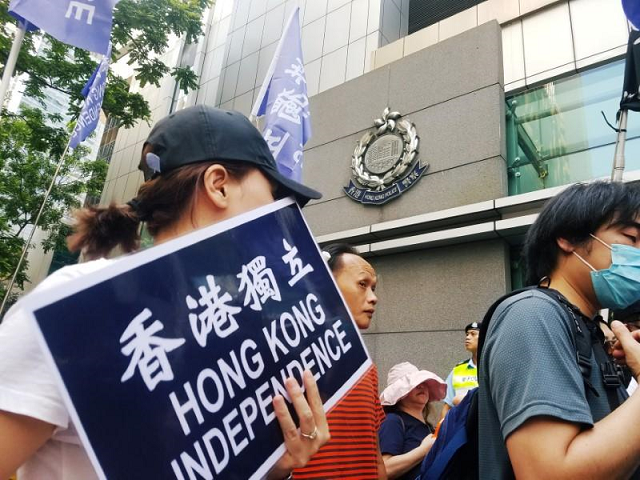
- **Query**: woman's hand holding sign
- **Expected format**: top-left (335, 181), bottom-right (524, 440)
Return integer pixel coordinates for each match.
top-left (267, 370), bottom-right (330, 480)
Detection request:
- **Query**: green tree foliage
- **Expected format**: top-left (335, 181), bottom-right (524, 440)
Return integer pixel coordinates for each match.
top-left (0, 0), bottom-right (210, 306)
top-left (0, 108), bottom-right (105, 303)
top-left (1, 0), bottom-right (210, 126)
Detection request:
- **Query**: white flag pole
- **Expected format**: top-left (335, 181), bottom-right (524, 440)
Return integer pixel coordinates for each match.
top-left (0, 21), bottom-right (27, 115)
top-left (250, 6), bottom-right (299, 123)
top-left (0, 135), bottom-right (73, 317)
top-left (611, 109), bottom-right (628, 182)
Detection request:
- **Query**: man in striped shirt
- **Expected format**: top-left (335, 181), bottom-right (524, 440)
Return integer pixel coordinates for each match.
top-left (294, 244), bottom-right (386, 479)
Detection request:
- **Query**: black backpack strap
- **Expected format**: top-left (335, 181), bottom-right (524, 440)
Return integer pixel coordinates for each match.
top-left (588, 316), bottom-right (625, 410)
top-left (477, 285), bottom-right (542, 361)
top-left (478, 288), bottom-right (520, 359)
top-left (540, 292), bottom-right (623, 410)
top-left (534, 289), bottom-right (593, 378)
top-left (465, 388), bottom-right (479, 480)
top-left (478, 285), bottom-right (623, 411)
top-left (569, 313), bottom-right (600, 395)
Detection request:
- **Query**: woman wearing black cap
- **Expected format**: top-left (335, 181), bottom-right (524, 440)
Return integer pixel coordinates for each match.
top-left (0, 106), bottom-right (327, 480)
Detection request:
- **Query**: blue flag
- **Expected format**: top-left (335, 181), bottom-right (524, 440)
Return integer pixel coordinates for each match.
top-left (11, 17), bottom-right (38, 32)
top-left (252, 7), bottom-right (311, 182)
top-left (70, 47), bottom-right (110, 149)
top-left (623, 0), bottom-right (640, 30)
top-left (9, 0), bottom-right (119, 54)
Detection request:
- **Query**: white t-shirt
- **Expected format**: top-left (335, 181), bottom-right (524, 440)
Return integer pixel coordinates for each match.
top-left (0, 258), bottom-right (115, 479)
top-left (628, 377), bottom-right (638, 396)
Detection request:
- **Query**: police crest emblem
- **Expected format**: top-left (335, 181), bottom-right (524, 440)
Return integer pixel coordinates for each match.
top-left (344, 107), bottom-right (427, 205)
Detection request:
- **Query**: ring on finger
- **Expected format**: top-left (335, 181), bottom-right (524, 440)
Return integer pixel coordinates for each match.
top-left (300, 426), bottom-right (318, 440)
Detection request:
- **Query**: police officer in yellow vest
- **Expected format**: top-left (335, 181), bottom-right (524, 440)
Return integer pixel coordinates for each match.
top-left (440, 322), bottom-right (480, 419)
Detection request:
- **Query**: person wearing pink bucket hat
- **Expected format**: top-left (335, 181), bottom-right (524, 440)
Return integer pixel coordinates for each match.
top-left (378, 362), bottom-right (446, 480)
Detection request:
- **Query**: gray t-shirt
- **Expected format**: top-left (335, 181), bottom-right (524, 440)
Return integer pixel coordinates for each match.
top-left (478, 290), bottom-right (623, 479)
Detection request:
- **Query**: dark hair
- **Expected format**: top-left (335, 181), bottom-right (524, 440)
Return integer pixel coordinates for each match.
top-left (68, 161), bottom-right (255, 259)
top-left (523, 181), bottom-right (640, 285)
top-left (322, 243), bottom-right (360, 273)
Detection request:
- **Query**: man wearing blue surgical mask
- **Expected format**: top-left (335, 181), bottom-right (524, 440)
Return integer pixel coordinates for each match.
top-left (479, 181), bottom-right (640, 479)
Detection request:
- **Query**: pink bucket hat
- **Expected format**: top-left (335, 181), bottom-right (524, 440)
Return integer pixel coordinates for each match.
top-left (380, 362), bottom-right (446, 406)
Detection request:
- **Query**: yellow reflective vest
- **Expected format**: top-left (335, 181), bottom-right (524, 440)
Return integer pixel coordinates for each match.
top-left (451, 359), bottom-right (478, 396)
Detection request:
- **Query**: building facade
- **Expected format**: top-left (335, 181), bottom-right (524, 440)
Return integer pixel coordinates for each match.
top-left (99, 0), bottom-right (637, 380)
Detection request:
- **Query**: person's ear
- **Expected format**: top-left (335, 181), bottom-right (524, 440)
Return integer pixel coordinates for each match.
top-left (202, 164), bottom-right (230, 209)
top-left (557, 237), bottom-right (575, 253)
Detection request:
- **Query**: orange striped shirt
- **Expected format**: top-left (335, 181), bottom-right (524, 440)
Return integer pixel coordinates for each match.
top-left (294, 365), bottom-right (385, 479)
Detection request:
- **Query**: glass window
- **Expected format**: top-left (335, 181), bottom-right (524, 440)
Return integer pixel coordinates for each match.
top-left (521, 2), bottom-right (573, 77)
top-left (257, 42), bottom-right (278, 90)
top-left (236, 51), bottom-right (259, 96)
top-left (98, 141), bottom-right (115, 164)
top-left (302, 17), bottom-right (326, 63)
top-left (509, 245), bottom-right (525, 290)
top-left (350, 0), bottom-right (368, 42)
top-left (262, 4), bottom-right (286, 46)
top-left (506, 60), bottom-right (640, 195)
top-left (233, 0), bottom-right (251, 31)
top-left (243, 16), bottom-right (265, 56)
top-left (381, 0), bottom-right (401, 44)
top-left (220, 61), bottom-right (241, 103)
top-left (324, 3), bottom-right (351, 55)
top-left (319, 45), bottom-right (347, 92)
top-left (304, 0), bottom-right (328, 26)
top-left (227, 28), bottom-right (246, 65)
top-left (346, 37), bottom-right (366, 81)
top-left (408, 0), bottom-right (485, 34)
top-left (170, 42), bottom-right (199, 113)
top-left (48, 243), bottom-right (80, 275)
top-left (248, 0), bottom-right (267, 22)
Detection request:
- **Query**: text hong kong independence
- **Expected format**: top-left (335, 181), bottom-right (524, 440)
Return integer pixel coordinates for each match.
top-left (118, 237), bottom-right (353, 478)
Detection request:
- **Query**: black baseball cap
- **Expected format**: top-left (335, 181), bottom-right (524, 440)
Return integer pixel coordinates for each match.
top-left (465, 322), bottom-right (481, 333)
top-left (139, 105), bottom-right (321, 206)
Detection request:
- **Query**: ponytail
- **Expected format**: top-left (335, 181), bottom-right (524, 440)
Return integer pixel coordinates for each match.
top-left (67, 204), bottom-right (141, 259)
top-left (68, 160), bottom-right (257, 259)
